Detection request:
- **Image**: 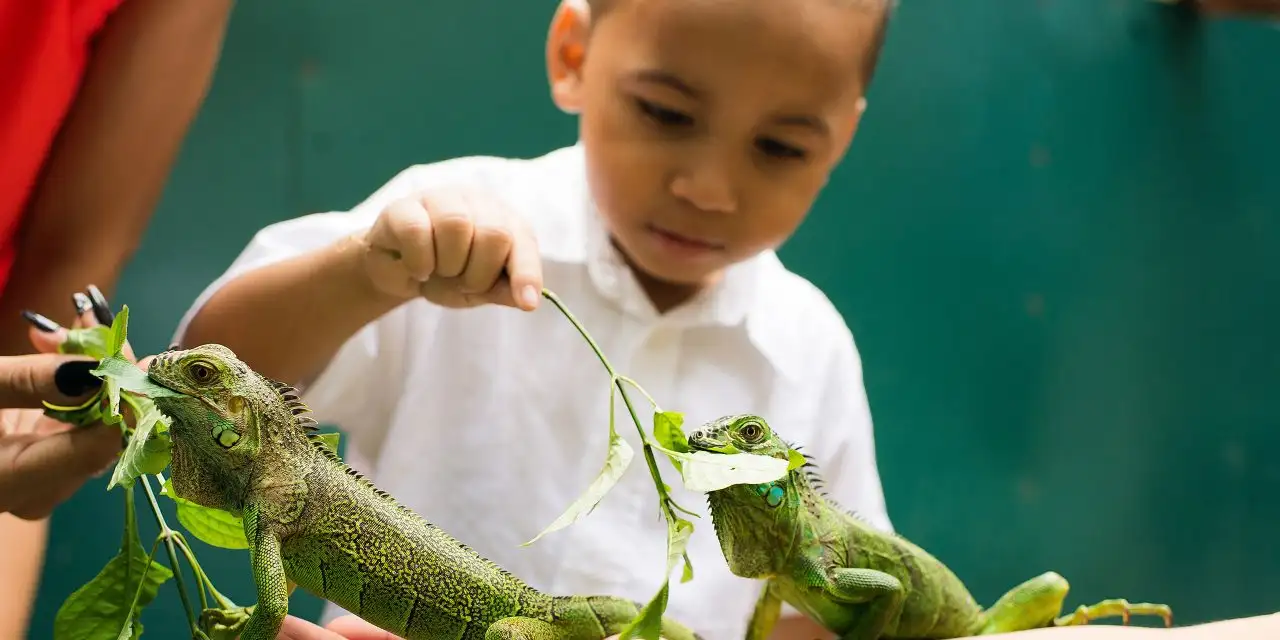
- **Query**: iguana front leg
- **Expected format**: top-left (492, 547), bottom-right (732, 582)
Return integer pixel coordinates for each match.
top-left (230, 505), bottom-right (292, 640)
top-left (744, 580), bottom-right (783, 640)
top-left (797, 555), bottom-right (905, 640)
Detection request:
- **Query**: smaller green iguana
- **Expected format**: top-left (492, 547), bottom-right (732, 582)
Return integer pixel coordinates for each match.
top-left (684, 414), bottom-right (1173, 640)
top-left (146, 343), bottom-right (704, 640)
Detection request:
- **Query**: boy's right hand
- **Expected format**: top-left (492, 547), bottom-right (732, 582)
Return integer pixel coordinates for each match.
top-left (359, 188), bottom-right (543, 312)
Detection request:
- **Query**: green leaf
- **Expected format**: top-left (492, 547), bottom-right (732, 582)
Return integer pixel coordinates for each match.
top-left (58, 325), bottom-right (112, 359)
top-left (652, 410), bottom-right (691, 474)
top-left (523, 385), bottom-right (634, 546)
top-left (650, 442), bottom-right (790, 492)
top-left (652, 411), bottom-right (690, 453)
top-left (43, 393), bottom-right (104, 427)
top-left (315, 432), bottom-right (342, 456)
top-left (106, 305), bottom-right (129, 356)
top-left (787, 449), bottom-right (807, 471)
top-left (160, 480), bottom-right (248, 550)
top-left (619, 516), bottom-right (694, 640)
top-left (108, 395), bottom-right (172, 491)
top-left (53, 486), bottom-right (174, 640)
top-left (92, 356), bottom-right (185, 400)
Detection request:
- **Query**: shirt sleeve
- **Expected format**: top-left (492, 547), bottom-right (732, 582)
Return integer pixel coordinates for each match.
top-left (168, 164), bottom-right (432, 445)
top-left (807, 316), bottom-right (895, 534)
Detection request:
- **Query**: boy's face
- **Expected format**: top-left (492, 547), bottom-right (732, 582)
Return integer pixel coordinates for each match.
top-left (548, 0), bottom-right (882, 290)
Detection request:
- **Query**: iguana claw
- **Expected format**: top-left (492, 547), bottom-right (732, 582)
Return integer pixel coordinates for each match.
top-left (199, 605), bottom-right (256, 640)
top-left (1053, 599), bottom-right (1174, 628)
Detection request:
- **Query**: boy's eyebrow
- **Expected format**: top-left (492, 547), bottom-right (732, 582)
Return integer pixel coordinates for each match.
top-left (631, 68), bottom-right (831, 137)
top-left (772, 114), bottom-right (830, 137)
top-left (632, 69), bottom-right (701, 99)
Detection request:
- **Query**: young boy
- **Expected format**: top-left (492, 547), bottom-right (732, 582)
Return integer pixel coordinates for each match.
top-left (173, 0), bottom-right (896, 637)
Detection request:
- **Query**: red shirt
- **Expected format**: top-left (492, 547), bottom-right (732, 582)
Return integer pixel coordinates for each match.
top-left (0, 0), bottom-right (126, 294)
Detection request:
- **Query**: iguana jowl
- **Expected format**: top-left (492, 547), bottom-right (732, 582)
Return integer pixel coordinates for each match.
top-left (146, 344), bottom-right (703, 640)
top-left (685, 414), bottom-right (1173, 640)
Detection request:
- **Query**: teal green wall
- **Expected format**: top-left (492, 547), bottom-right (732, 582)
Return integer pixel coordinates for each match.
top-left (30, 1), bottom-right (1279, 637)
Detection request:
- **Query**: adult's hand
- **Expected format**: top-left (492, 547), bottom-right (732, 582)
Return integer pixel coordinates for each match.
top-left (282, 614), bottom-right (643, 640)
top-left (0, 286), bottom-right (136, 519)
top-left (275, 615), bottom-right (402, 640)
top-left (0, 351), bottom-right (120, 519)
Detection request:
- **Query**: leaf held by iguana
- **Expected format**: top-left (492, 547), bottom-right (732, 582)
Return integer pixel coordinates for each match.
top-left (160, 480), bottom-right (248, 550)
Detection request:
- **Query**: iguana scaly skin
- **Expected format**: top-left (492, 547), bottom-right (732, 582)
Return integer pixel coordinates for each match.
top-left (146, 344), bottom-right (703, 640)
top-left (685, 414), bottom-right (1173, 640)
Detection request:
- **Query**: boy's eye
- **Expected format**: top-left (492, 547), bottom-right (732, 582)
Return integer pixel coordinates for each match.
top-left (636, 98), bottom-right (693, 127)
top-left (756, 137), bottom-right (806, 160)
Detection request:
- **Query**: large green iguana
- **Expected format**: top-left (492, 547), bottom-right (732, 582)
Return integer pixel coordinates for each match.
top-left (145, 343), bottom-right (703, 640)
top-left (683, 414), bottom-right (1173, 640)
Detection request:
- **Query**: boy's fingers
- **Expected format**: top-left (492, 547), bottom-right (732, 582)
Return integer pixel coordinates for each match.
top-left (503, 217), bottom-right (543, 311)
top-left (458, 203), bottom-right (515, 296)
top-left (0, 354), bottom-right (102, 408)
top-left (429, 208), bottom-right (475, 280)
top-left (377, 198), bottom-right (436, 281)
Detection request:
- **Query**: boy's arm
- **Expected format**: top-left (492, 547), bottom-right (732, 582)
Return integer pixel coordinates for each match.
top-left (0, 0), bottom-right (233, 356)
top-left (175, 155), bottom-right (496, 388)
top-left (179, 231), bottom-right (406, 387)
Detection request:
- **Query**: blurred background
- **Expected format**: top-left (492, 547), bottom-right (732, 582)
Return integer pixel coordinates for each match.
top-left (27, 0), bottom-right (1280, 636)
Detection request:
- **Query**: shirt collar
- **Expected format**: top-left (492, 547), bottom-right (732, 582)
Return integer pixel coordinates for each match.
top-left (549, 142), bottom-right (806, 382)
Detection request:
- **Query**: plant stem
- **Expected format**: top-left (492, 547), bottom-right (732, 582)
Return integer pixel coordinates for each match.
top-left (139, 474), bottom-right (201, 632)
top-left (539, 290), bottom-right (678, 523)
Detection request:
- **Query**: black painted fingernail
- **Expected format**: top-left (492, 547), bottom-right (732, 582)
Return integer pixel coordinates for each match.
top-left (73, 292), bottom-right (92, 315)
top-left (21, 310), bottom-right (61, 333)
top-left (55, 360), bottom-right (102, 397)
top-left (86, 284), bottom-right (113, 326)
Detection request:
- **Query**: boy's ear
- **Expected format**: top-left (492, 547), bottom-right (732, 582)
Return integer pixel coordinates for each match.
top-left (833, 97), bottom-right (868, 156)
top-left (546, 1), bottom-right (591, 114)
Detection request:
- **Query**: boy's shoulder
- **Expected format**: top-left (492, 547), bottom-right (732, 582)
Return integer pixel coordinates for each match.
top-left (744, 253), bottom-right (863, 380)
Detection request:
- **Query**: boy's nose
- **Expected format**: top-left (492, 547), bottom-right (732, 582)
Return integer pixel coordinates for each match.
top-left (670, 158), bottom-right (737, 214)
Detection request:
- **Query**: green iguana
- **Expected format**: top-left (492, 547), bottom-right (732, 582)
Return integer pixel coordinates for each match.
top-left (145, 343), bottom-right (703, 640)
top-left (683, 414), bottom-right (1173, 640)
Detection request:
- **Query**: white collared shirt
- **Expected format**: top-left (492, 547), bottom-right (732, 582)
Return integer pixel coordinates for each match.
top-left (172, 143), bottom-right (892, 640)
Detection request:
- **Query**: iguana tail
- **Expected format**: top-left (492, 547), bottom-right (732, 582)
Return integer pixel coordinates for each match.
top-left (549, 596), bottom-right (704, 640)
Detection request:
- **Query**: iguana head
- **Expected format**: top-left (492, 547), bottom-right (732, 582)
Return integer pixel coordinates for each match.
top-left (147, 344), bottom-right (309, 512)
top-left (687, 414), bottom-right (806, 578)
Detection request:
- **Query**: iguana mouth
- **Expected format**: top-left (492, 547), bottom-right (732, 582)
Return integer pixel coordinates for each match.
top-left (686, 429), bottom-right (734, 454)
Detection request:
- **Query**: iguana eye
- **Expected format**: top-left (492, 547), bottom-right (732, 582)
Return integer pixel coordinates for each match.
top-left (187, 361), bottom-right (216, 384)
top-left (739, 421), bottom-right (763, 442)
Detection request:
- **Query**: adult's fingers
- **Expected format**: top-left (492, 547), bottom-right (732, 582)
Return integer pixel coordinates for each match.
top-left (25, 313), bottom-right (68, 354)
top-left (85, 284), bottom-right (115, 327)
top-left (1, 423), bottom-right (120, 518)
top-left (0, 354), bottom-right (101, 409)
top-left (324, 615), bottom-right (404, 639)
top-left (81, 285), bottom-right (137, 361)
top-left (276, 615), bottom-right (351, 640)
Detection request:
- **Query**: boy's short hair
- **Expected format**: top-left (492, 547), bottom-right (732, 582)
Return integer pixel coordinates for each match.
top-left (583, 0), bottom-right (896, 90)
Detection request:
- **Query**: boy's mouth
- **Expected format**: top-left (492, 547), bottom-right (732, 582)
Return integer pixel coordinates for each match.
top-left (645, 223), bottom-right (726, 254)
